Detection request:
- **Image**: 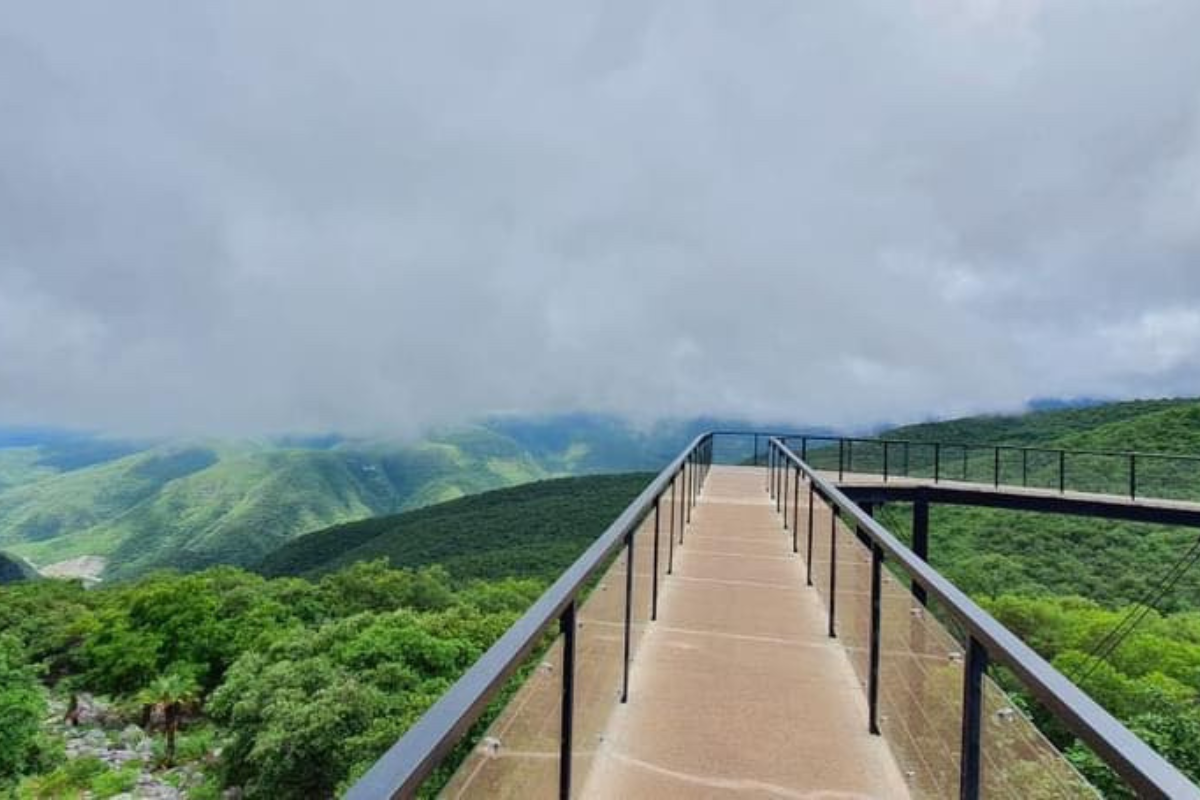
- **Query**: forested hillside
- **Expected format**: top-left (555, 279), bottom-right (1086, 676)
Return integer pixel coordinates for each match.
top-left (883, 398), bottom-right (1200, 452)
top-left (259, 473), bottom-right (652, 581)
top-left (0, 415), bottom-right (718, 581)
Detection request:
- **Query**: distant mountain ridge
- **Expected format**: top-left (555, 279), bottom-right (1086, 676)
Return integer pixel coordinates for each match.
top-left (5, 400), bottom-right (1197, 583)
top-left (881, 398), bottom-right (1200, 452)
top-left (0, 416), bottom-right (743, 581)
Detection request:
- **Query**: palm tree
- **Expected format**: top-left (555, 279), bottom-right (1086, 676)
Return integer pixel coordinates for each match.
top-left (138, 672), bottom-right (199, 766)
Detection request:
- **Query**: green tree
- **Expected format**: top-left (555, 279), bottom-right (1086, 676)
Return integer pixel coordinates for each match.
top-left (0, 634), bottom-right (51, 787)
top-left (138, 671), bottom-right (201, 766)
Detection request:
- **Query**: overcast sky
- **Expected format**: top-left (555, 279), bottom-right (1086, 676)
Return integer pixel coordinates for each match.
top-left (2, 1), bottom-right (1200, 436)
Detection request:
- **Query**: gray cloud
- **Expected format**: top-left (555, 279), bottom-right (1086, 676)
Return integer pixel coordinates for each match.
top-left (2, 1), bottom-right (1200, 435)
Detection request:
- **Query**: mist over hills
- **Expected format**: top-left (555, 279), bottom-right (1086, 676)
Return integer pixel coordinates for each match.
top-left (0, 415), bottom-right (749, 581)
top-left (2, 399), bottom-right (1196, 583)
top-left (264, 397), bottom-right (1200, 585)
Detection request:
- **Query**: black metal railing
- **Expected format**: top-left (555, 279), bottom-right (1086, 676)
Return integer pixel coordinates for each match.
top-left (766, 437), bottom-right (1200, 800)
top-left (346, 433), bottom-right (715, 800)
top-left (762, 434), bottom-right (1200, 504)
top-left (344, 430), bottom-right (1200, 799)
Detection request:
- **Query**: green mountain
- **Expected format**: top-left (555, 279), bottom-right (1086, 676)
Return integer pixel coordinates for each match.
top-left (883, 397), bottom-right (1200, 451)
top-left (0, 431), bottom-right (551, 581)
top-left (0, 416), bottom-right (712, 582)
top-left (259, 473), bottom-right (652, 582)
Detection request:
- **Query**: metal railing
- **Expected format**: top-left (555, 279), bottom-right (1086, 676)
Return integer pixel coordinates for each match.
top-left (346, 433), bottom-right (715, 799)
top-left (344, 430), bottom-right (1200, 799)
top-left (766, 434), bottom-right (1200, 503)
top-left (766, 436), bottom-right (1200, 800)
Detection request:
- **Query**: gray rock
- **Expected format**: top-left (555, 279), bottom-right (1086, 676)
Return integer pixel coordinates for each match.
top-left (120, 724), bottom-right (148, 747)
top-left (65, 692), bottom-right (113, 726)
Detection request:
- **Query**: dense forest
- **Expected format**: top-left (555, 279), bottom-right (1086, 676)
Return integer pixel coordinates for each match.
top-left (259, 473), bottom-right (653, 579)
top-left (0, 563), bottom-right (543, 798)
top-left (0, 475), bottom-right (648, 798)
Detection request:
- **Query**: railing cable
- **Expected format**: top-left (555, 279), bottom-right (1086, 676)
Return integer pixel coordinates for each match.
top-left (1072, 532), bottom-right (1200, 688)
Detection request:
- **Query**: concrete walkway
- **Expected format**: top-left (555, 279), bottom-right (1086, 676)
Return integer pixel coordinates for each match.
top-left (580, 466), bottom-right (911, 799)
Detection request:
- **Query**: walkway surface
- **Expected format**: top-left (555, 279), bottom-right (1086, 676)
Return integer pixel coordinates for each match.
top-left (579, 466), bottom-right (911, 799)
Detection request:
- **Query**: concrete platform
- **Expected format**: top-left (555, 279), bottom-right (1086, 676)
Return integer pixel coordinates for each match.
top-left (579, 466), bottom-right (912, 799)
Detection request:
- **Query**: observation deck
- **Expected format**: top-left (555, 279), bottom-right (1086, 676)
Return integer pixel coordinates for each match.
top-left (348, 434), bottom-right (1200, 800)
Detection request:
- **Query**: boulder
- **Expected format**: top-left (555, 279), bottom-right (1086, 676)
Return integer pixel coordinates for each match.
top-left (119, 724), bottom-right (148, 747)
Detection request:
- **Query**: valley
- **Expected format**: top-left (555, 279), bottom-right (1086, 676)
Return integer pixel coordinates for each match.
top-left (0, 416), bottom-right (714, 582)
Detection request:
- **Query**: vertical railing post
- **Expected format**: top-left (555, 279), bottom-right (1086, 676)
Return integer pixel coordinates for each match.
top-left (994, 447), bottom-right (1000, 488)
top-left (681, 462), bottom-right (691, 544)
top-left (689, 452), bottom-right (695, 522)
top-left (828, 507), bottom-right (838, 638)
top-left (801, 437), bottom-right (808, 463)
top-left (778, 449), bottom-right (785, 516)
top-left (693, 446), bottom-right (698, 504)
top-left (777, 440), bottom-right (782, 497)
top-left (783, 458), bottom-right (790, 529)
top-left (1022, 449), bottom-right (1029, 487)
top-left (1059, 450), bottom-right (1066, 493)
top-left (792, 464), bottom-right (800, 553)
top-left (559, 600), bottom-right (576, 800)
top-left (959, 637), bottom-right (988, 800)
top-left (934, 443), bottom-right (941, 483)
top-left (691, 448), bottom-right (700, 503)
top-left (847, 440), bottom-right (854, 474)
top-left (621, 528), bottom-right (634, 704)
top-left (904, 441), bottom-right (910, 477)
top-left (883, 441), bottom-right (890, 482)
top-left (962, 446), bottom-right (968, 481)
top-left (765, 441), bottom-right (771, 491)
top-left (684, 458), bottom-right (691, 527)
top-left (868, 541), bottom-right (883, 735)
top-left (668, 478), bottom-right (676, 572)
top-left (754, 434), bottom-right (760, 468)
top-left (806, 482), bottom-right (816, 587)
top-left (776, 445), bottom-right (783, 512)
top-left (1130, 453), bottom-right (1137, 500)
top-left (651, 496), bottom-right (661, 621)
top-left (912, 499), bottom-right (929, 607)
top-left (692, 450), bottom-right (697, 511)
top-left (839, 439), bottom-right (846, 481)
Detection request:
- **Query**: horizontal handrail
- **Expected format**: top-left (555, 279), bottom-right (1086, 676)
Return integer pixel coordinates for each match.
top-left (769, 437), bottom-right (1200, 800)
top-left (347, 432), bottom-right (713, 799)
top-left (775, 433), bottom-right (1200, 502)
top-left (785, 433), bottom-right (1200, 463)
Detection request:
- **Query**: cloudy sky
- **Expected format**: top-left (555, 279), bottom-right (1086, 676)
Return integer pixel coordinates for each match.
top-left (2, 1), bottom-right (1200, 436)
